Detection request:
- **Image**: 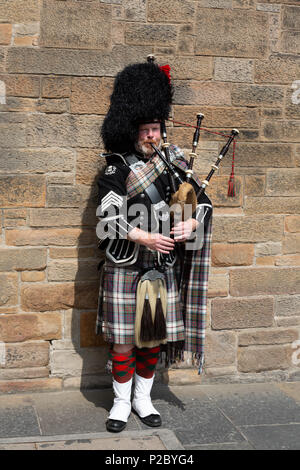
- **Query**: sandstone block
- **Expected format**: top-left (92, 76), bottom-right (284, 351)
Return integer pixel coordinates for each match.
top-left (282, 6), bottom-right (300, 30)
top-left (0, 114), bottom-right (27, 148)
top-left (147, 0), bottom-right (196, 23)
top-left (47, 184), bottom-right (96, 208)
top-left (203, 366), bottom-right (237, 378)
top-left (282, 31), bottom-right (300, 54)
top-left (274, 255), bottom-right (300, 266)
top-left (40, 0), bottom-right (111, 50)
top-left (244, 175), bottom-right (265, 196)
top-left (29, 208), bottom-right (97, 227)
top-left (21, 282), bottom-right (99, 311)
top-left (174, 81), bottom-right (231, 106)
top-left (212, 243), bottom-right (254, 267)
top-left (0, 378), bottom-right (62, 394)
top-left (0, 0), bottom-right (40, 23)
top-left (41, 76), bottom-right (71, 98)
top-left (21, 271), bottom-right (45, 282)
top-left (282, 233), bottom-right (300, 254)
top-left (0, 313), bottom-right (62, 342)
top-left (214, 58), bottom-right (254, 82)
top-left (148, 0), bottom-right (195, 22)
top-left (125, 23), bottom-right (177, 46)
top-left (47, 174), bottom-right (75, 185)
top-left (48, 260), bottom-right (99, 282)
top-left (13, 36), bottom-right (37, 46)
top-left (208, 274), bottom-right (228, 297)
top-left (0, 148), bottom-right (75, 174)
top-left (212, 215), bottom-right (284, 243)
top-left (26, 114), bottom-right (103, 148)
top-left (195, 8), bottom-right (268, 58)
top-left (238, 328), bottom-right (299, 346)
top-left (232, 84), bottom-right (284, 106)
top-left (262, 108), bottom-right (283, 119)
top-left (233, 0), bottom-right (255, 7)
top-left (177, 24), bottom-right (195, 54)
top-left (244, 197), bottom-right (300, 215)
top-left (0, 175), bottom-right (45, 208)
top-left (238, 345), bottom-right (292, 373)
top-left (0, 248), bottom-right (46, 272)
top-left (35, 98), bottom-right (69, 114)
top-left (0, 47), bottom-right (6, 73)
top-left (255, 256), bottom-right (276, 266)
top-left (161, 369), bottom-right (202, 385)
top-left (205, 176), bottom-right (242, 208)
top-left (285, 216), bottom-right (300, 233)
top-left (76, 149), bottom-right (106, 185)
top-left (204, 331), bottom-right (237, 368)
top-left (0, 24), bottom-right (12, 46)
top-left (51, 348), bottom-right (107, 377)
top-left (71, 77), bottom-right (114, 115)
top-left (0, 367), bottom-right (49, 380)
top-left (80, 312), bottom-right (106, 348)
top-left (0, 273), bottom-right (18, 307)
top-left (276, 317), bottom-right (300, 328)
top-left (255, 242), bottom-right (281, 256)
top-left (174, 105), bottom-right (258, 130)
top-left (230, 267), bottom-right (300, 297)
top-left (2, 342), bottom-right (49, 369)
top-left (49, 247), bottom-right (96, 259)
top-left (257, 3), bottom-right (280, 12)
top-left (266, 169), bottom-right (300, 196)
top-left (220, 143), bottom-right (294, 168)
top-left (275, 295), bottom-right (300, 317)
top-left (122, 0), bottom-right (146, 21)
top-left (157, 56), bottom-right (213, 81)
top-left (286, 87), bottom-right (300, 120)
top-left (6, 228), bottom-right (96, 246)
top-left (7, 45), bottom-right (149, 76)
top-left (263, 121), bottom-right (300, 142)
top-left (255, 54), bottom-right (300, 84)
top-left (211, 297), bottom-right (274, 330)
top-left (199, 0), bottom-right (232, 7)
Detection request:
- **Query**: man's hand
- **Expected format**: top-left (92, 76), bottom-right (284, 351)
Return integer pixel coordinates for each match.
top-left (127, 227), bottom-right (175, 254)
top-left (170, 218), bottom-right (199, 242)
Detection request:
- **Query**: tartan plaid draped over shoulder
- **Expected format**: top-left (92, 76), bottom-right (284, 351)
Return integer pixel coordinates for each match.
top-left (96, 145), bottom-right (213, 374)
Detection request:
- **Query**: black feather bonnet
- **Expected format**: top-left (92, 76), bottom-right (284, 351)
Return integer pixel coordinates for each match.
top-left (101, 60), bottom-right (173, 153)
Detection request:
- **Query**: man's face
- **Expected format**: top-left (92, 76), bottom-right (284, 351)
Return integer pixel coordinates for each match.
top-left (135, 122), bottom-right (161, 157)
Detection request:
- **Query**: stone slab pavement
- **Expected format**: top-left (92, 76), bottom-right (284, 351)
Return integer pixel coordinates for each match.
top-left (0, 381), bottom-right (299, 450)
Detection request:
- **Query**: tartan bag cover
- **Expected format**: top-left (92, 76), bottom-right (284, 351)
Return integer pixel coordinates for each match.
top-left (96, 145), bottom-right (213, 373)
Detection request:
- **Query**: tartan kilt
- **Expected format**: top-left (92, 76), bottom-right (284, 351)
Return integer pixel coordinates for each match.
top-left (96, 246), bottom-right (184, 345)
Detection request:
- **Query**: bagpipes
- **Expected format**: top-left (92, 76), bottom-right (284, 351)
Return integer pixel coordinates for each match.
top-left (136, 116), bottom-right (238, 348)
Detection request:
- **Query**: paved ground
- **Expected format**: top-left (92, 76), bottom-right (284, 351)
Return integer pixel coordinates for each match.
top-left (0, 381), bottom-right (299, 450)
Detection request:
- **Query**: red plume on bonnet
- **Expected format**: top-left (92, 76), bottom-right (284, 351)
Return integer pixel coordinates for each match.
top-left (159, 65), bottom-right (171, 84)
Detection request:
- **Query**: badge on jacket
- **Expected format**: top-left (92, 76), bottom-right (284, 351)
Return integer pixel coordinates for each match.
top-left (104, 165), bottom-right (117, 175)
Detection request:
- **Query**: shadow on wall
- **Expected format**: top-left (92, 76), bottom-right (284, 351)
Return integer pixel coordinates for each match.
top-left (71, 166), bottom-right (111, 400)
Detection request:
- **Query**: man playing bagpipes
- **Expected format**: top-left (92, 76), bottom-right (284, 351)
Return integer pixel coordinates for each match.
top-left (95, 56), bottom-right (215, 433)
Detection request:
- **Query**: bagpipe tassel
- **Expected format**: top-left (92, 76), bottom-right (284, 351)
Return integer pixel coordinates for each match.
top-left (227, 173), bottom-right (235, 197)
top-left (153, 292), bottom-right (167, 340)
top-left (227, 139), bottom-right (236, 197)
top-left (140, 294), bottom-right (155, 342)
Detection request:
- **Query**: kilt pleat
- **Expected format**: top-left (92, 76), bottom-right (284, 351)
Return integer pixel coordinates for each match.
top-left (98, 247), bottom-right (184, 345)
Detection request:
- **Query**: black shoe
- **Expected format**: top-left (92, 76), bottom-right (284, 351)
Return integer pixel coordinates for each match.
top-left (106, 419), bottom-right (127, 433)
top-left (139, 413), bottom-right (162, 428)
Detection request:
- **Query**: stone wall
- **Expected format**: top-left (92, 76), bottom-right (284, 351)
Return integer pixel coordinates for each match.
top-left (0, 0), bottom-right (299, 393)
